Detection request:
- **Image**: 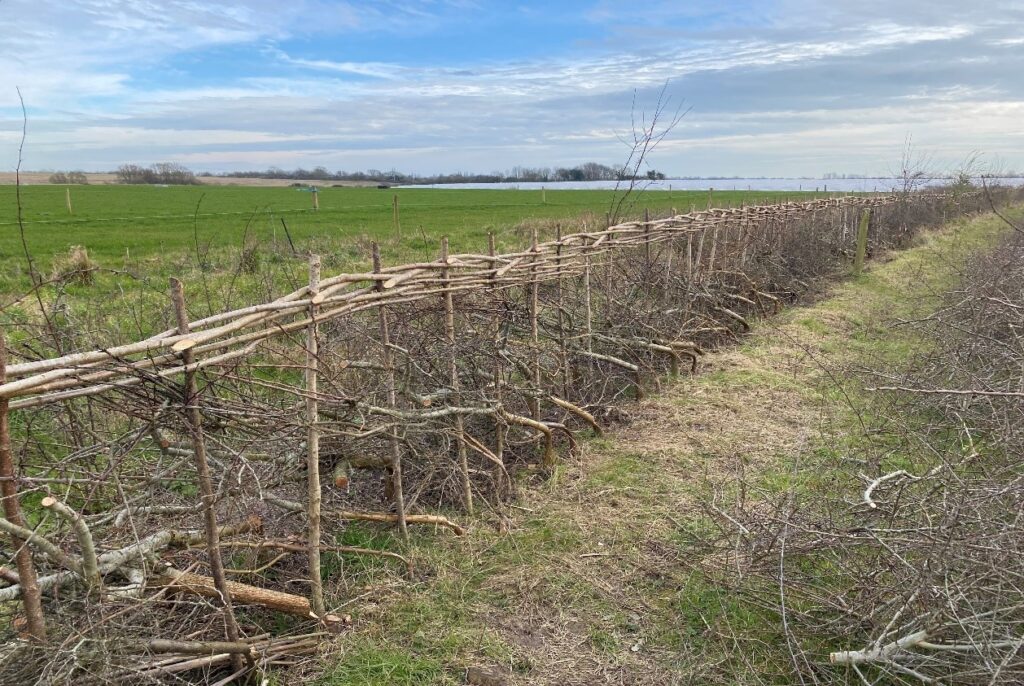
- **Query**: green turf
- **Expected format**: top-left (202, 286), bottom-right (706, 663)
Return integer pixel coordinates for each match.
top-left (1, 184), bottom-right (813, 269)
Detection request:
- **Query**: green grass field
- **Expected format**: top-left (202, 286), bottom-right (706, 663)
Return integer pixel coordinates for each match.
top-left (1, 184), bottom-right (811, 267)
top-left (0, 183), bottom-right (817, 342)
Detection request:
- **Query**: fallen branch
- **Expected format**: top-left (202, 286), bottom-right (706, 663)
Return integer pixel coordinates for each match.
top-left (548, 395), bottom-right (602, 436)
top-left (264, 494), bottom-right (465, 536)
top-left (157, 567), bottom-right (344, 626)
top-left (41, 495), bottom-right (100, 589)
top-left (868, 385), bottom-right (1024, 398)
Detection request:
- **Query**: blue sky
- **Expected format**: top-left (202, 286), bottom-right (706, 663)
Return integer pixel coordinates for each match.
top-left (2, 0), bottom-right (1023, 176)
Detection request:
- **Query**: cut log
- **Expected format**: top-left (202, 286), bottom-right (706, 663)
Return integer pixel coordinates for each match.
top-left (157, 567), bottom-right (343, 626)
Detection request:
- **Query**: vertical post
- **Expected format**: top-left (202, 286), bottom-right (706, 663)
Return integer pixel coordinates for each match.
top-left (541, 186), bottom-right (546, 204)
top-left (65, 187), bottom-right (72, 215)
top-left (392, 194), bottom-right (401, 241)
top-left (706, 187), bottom-right (714, 210)
top-left (169, 279), bottom-right (244, 670)
top-left (694, 228), bottom-right (706, 282)
top-left (0, 332), bottom-right (45, 642)
top-left (372, 244), bottom-right (409, 541)
top-left (686, 233), bottom-right (694, 281)
top-left (305, 254), bottom-right (325, 619)
top-left (441, 238), bottom-right (473, 514)
top-left (706, 226), bottom-right (720, 275)
top-left (311, 187), bottom-right (319, 211)
top-left (554, 225), bottom-right (569, 399)
top-left (854, 209), bottom-right (871, 275)
top-left (487, 234), bottom-right (506, 495)
top-left (583, 236), bottom-right (593, 353)
top-left (644, 207), bottom-right (651, 266)
top-left (528, 230), bottom-right (541, 424)
top-left (604, 231), bottom-right (614, 331)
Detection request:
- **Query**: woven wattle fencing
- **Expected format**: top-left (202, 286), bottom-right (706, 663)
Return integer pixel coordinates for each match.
top-left (0, 189), bottom-right (1005, 679)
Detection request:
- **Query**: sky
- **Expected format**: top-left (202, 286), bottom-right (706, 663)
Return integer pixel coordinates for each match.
top-left (1, 0), bottom-right (1023, 177)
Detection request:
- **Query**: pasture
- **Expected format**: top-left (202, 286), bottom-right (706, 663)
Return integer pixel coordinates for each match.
top-left (0, 183), bottom-right (809, 274)
top-left (0, 184), bottom-right (816, 335)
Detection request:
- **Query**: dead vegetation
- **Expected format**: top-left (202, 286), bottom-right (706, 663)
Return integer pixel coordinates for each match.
top-left (692, 207), bottom-right (1024, 684)
top-left (0, 187), bottom-right (1018, 684)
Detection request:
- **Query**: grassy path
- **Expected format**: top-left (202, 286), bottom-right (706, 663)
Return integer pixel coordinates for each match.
top-left (311, 211), bottom-right (1012, 686)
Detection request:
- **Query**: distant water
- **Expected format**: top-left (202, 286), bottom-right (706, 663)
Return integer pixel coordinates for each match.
top-left (402, 178), bottom-right (1024, 193)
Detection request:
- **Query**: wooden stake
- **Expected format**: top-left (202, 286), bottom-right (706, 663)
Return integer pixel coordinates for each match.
top-left (311, 187), bottom-right (319, 211)
top-left (554, 225), bottom-right (569, 399)
top-left (644, 207), bottom-right (651, 266)
top-left (541, 186), bottom-right (546, 204)
top-left (706, 226), bottom-right (720, 275)
top-left (441, 237), bottom-right (473, 514)
top-left (0, 331), bottom-right (45, 642)
top-left (65, 187), bottom-right (72, 215)
top-left (583, 236), bottom-right (593, 352)
top-left (372, 244), bottom-right (409, 541)
top-left (392, 194), bottom-right (401, 241)
top-left (694, 228), bottom-right (706, 282)
top-left (528, 229), bottom-right (541, 423)
top-left (686, 233), bottom-right (694, 281)
top-left (304, 254), bottom-right (325, 619)
top-left (487, 233), bottom-right (506, 495)
top-left (169, 278), bottom-right (245, 671)
top-left (854, 209), bottom-right (871, 275)
top-left (707, 187), bottom-right (714, 210)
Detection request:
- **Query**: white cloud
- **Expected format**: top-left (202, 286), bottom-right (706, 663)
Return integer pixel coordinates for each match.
top-left (1, 0), bottom-right (1022, 175)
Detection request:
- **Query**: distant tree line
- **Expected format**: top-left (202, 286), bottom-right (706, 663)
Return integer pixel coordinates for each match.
top-left (48, 171), bottom-right (89, 184)
top-left (216, 162), bottom-right (667, 185)
top-left (116, 163), bottom-right (198, 185)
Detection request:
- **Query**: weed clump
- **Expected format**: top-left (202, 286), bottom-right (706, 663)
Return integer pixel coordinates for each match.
top-left (51, 245), bottom-right (97, 285)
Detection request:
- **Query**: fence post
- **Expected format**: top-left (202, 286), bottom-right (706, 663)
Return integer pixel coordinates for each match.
top-left (644, 207), bottom-right (651, 267)
top-left (555, 225), bottom-right (569, 399)
top-left (487, 234), bottom-right (506, 495)
top-left (311, 187), bottom-right (319, 211)
top-left (694, 226), bottom-right (706, 283)
top-left (304, 254), bottom-right (326, 619)
top-left (0, 331), bottom-right (46, 642)
top-left (372, 243), bottom-right (409, 541)
top-left (528, 230), bottom-right (542, 423)
top-left (706, 225), bottom-right (720, 275)
top-left (583, 236), bottom-right (593, 353)
top-left (441, 237), bottom-right (473, 514)
top-left (854, 209), bottom-right (871, 275)
top-left (686, 233), bottom-right (694, 281)
top-left (65, 187), bottom-right (73, 215)
top-left (169, 278), bottom-right (245, 671)
top-left (392, 194), bottom-right (401, 241)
